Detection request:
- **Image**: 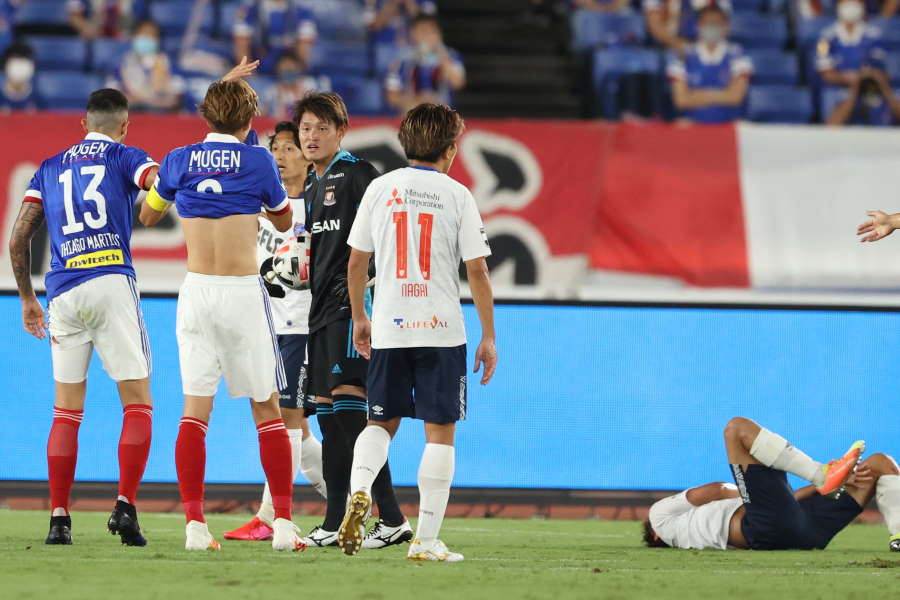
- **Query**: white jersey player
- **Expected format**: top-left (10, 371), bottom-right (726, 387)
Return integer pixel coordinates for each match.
top-left (225, 121), bottom-right (327, 542)
top-left (338, 103), bottom-right (497, 561)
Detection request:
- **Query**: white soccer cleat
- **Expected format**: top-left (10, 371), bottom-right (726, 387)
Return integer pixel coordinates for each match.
top-left (362, 519), bottom-right (413, 549)
top-left (406, 539), bottom-right (464, 562)
top-left (271, 518), bottom-right (306, 552)
top-left (300, 525), bottom-right (339, 547)
top-left (185, 520), bottom-right (221, 551)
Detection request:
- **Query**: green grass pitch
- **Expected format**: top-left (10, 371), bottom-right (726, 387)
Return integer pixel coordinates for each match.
top-left (1, 510), bottom-right (899, 599)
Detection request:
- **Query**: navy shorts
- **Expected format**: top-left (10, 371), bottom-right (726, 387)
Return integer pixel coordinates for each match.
top-left (307, 319), bottom-right (368, 398)
top-left (276, 334), bottom-right (316, 415)
top-left (367, 345), bottom-right (467, 424)
top-left (732, 464), bottom-right (862, 550)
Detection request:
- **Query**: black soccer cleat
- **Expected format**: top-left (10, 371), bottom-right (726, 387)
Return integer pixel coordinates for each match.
top-left (108, 500), bottom-right (147, 547)
top-left (45, 515), bottom-right (72, 545)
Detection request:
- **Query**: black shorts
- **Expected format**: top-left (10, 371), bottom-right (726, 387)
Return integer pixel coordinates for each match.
top-left (367, 345), bottom-right (467, 424)
top-left (732, 464), bottom-right (862, 550)
top-left (307, 319), bottom-right (368, 398)
top-left (276, 334), bottom-right (316, 415)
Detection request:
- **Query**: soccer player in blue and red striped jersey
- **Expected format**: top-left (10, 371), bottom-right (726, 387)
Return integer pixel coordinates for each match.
top-left (9, 88), bottom-right (158, 547)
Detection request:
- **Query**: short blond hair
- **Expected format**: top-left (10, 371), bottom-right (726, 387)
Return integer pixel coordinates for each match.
top-left (198, 79), bottom-right (259, 134)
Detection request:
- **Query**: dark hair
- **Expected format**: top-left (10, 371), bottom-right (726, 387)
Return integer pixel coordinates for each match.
top-left (398, 103), bottom-right (464, 162)
top-left (269, 121), bottom-right (301, 150)
top-left (697, 4), bottom-right (729, 20)
top-left (410, 14), bottom-right (440, 30)
top-left (198, 79), bottom-right (259, 134)
top-left (292, 92), bottom-right (349, 129)
top-left (86, 88), bottom-right (129, 114)
top-left (642, 520), bottom-right (670, 548)
top-left (2, 42), bottom-right (34, 68)
top-left (133, 18), bottom-right (161, 37)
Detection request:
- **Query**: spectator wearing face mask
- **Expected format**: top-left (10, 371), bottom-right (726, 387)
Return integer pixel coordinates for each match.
top-left (260, 51), bottom-right (330, 119)
top-left (826, 68), bottom-right (900, 125)
top-left (111, 19), bottom-right (183, 112)
top-left (0, 43), bottom-right (40, 112)
top-left (645, 0), bottom-right (732, 53)
top-left (666, 4), bottom-right (752, 123)
top-left (384, 15), bottom-right (465, 114)
top-left (232, 0), bottom-right (317, 75)
top-left (817, 0), bottom-right (887, 89)
top-left (364, 0), bottom-right (437, 47)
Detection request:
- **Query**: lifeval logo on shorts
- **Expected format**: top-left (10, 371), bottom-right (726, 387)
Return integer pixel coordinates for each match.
top-left (65, 249), bottom-right (125, 269)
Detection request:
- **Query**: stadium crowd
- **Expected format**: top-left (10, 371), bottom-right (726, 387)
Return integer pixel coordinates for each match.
top-left (573, 0), bottom-right (900, 124)
top-left (0, 0), bottom-right (465, 117)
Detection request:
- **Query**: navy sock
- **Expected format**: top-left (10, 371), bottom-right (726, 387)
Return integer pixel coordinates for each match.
top-left (317, 401), bottom-right (349, 532)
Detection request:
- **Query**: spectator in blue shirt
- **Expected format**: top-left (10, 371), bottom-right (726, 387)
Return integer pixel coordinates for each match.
top-left (666, 4), bottom-right (752, 123)
top-left (0, 0), bottom-right (22, 56)
top-left (645, 0), bottom-right (732, 53)
top-left (826, 68), bottom-right (900, 125)
top-left (364, 0), bottom-right (437, 46)
top-left (384, 15), bottom-right (465, 114)
top-left (232, 0), bottom-right (317, 74)
top-left (817, 0), bottom-right (887, 89)
top-left (261, 51), bottom-right (331, 119)
top-left (112, 19), bottom-right (183, 112)
top-left (0, 42), bottom-right (40, 112)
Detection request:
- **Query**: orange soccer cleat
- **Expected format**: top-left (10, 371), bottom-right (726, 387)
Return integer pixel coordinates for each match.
top-left (817, 440), bottom-right (866, 498)
top-left (223, 516), bottom-right (274, 541)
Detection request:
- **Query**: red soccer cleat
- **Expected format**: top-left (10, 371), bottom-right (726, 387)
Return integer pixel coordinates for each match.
top-left (817, 440), bottom-right (866, 498)
top-left (223, 517), bottom-right (274, 541)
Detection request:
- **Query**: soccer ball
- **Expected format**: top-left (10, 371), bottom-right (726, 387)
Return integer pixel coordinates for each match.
top-left (270, 236), bottom-right (310, 290)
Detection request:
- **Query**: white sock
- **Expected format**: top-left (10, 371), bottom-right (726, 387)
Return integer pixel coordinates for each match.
top-left (300, 434), bottom-right (327, 499)
top-left (876, 473), bottom-right (900, 535)
top-left (749, 428), bottom-right (824, 486)
top-left (415, 443), bottom-right (454, 544)
top-left (257, 429), bottom-right (303, 524)
top-left (350, 426), bottom-right (391, 495)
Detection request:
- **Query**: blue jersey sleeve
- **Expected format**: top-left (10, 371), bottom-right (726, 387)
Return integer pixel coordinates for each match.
top-left (258, 150), bottom-right (289, 213)
top-left (117, 145), bottom-right (158, 190)
top-left (25, 162), bottom-right (45, 202)
top-left (154, 151), bottom-right (179, 202)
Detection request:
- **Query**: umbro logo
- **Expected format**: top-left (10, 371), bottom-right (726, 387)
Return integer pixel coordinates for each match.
top-left (331, 364), bottom-right (343, 374)
top-left (386, 188), bottom-right (403, 207)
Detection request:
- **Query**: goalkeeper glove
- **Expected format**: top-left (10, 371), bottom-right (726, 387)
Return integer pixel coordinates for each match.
top-left (259, 257), bottom-right (286, 299)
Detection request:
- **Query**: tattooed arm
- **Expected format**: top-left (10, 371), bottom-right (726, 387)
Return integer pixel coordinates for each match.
top-left (9, 202), bottom-right (47, 339)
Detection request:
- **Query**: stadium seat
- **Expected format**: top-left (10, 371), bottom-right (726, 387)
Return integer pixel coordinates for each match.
top-left (886, 52), bottom-right (900, 85)
top-left (91, 38), bottom-right (130, 74)
top-left (301, 0), bottom-right (366, 40)
top-left (592, 47), bottom-right (662, 119)
top-left (747, 85), bottom-right (813, 123)
top-left (150, 0), bottom-right (213, 37)
top-left (36, 71), bottom-right (104, 110)
top-left (374, 43), bottom-right (401, 75)
top-left (571, 10), bottom-right (645, 52)
top-left (25, 36), bottom-right (88, 71)
top-left (795, 16), bottom-right (832, 49)
top-left (14, 0), bottom-right (71, 27)
top-left (747, 49), bottom-right (799, 85)
top-left (311, 41), bottom-right (368, 76)
top-left (731, 0), bottom-right (767, 13)
top-left (330, 75), bottom-right (384, 116)
top-left (729, 14), bottom-right (789, 48)
top-left (877, 18), bottom-right (900, 50)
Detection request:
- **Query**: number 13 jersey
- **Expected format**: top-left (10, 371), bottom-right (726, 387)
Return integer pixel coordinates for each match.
top-left (24, 132), bottom-right (158, 301)
top-left (347, 166), bottom-right (491, 349)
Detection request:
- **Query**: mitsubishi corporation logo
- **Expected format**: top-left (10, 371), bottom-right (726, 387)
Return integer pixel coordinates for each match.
top-left (393, 316), bottom-right (448, 329)
top-left (386, 188), bottom-right (403, 207)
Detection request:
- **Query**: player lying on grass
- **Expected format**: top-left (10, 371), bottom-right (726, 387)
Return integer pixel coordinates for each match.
top-left (11, 88), bottom-right (158, 547)
top-left (643, 416), bottom-right (900, 551)
top-left (225, 121), bottom-right (328, 542)
top-left (139, 60), bottom-right (303, 552)
top-left (339, 103), bottom-right (497, 562)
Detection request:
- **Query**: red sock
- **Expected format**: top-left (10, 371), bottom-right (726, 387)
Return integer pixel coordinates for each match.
top-left (175, 417), bottom-right (207, 523)
top-left (117, 404), bottom-right (152, 505)
top-left (47, 407), bottom-right (83, 515)
top-left (257, 419), bottom-right (293, 521)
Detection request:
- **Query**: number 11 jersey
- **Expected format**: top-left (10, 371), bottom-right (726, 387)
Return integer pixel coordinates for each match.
top-left (347, 166), bottom-right (491, 350)
top-left (24, 132), bottom-right (158, 301)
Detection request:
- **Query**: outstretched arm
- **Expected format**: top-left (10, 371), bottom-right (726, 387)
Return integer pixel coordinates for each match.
top-left (9, 202), bottom-right (47, 339)
top-left (857, 210), bottom-right (900, 242)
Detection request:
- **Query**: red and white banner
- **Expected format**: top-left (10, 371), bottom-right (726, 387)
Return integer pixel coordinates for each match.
top-left (2, 114), bottom-right (900, 301)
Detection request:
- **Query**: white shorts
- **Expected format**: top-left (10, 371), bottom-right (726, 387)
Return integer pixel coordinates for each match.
top-left (176, 273), bottom-right (286, 402)
top-left (48, 274), bottom-right (151, 383)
